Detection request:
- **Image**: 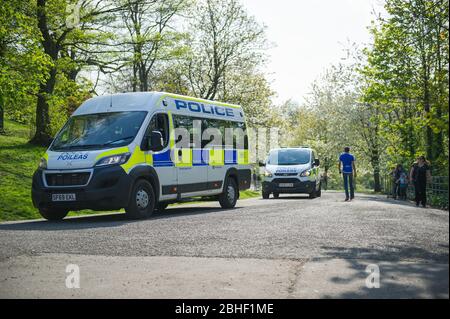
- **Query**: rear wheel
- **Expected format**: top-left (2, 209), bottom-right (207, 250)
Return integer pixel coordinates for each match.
top-left (39, 207), bottom-right (69, 221)
top-left (273, 192), bottom-right (280, 199)
top-left (125, 179), bottom-right (155, 219)
top-left (219, 178), bottom-right (238, 208)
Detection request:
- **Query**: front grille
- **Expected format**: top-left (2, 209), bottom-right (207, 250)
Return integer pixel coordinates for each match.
top-left (272, 178), bottom-right (299, 184)
top-left (45, 172), bottom-right (91, 187)
top-left (274, 172), bottom-right (298, 176)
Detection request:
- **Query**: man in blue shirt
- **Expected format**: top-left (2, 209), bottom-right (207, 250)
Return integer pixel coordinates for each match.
top-left (339, 147), bottom-right (356, 201)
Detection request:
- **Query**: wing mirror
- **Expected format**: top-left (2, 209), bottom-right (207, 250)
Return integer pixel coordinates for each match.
top-left (145, 131), bottom-right (163, 151)
top-left (314, 159), bottom-right (320, 167)
top-left (258, 160), bottom-right (266, 167)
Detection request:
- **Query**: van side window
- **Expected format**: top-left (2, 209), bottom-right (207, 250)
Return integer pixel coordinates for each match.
top-left (201, 119), bottom-right (247, 149)
top-left (145, 113), bottom-right (169, 150)
top-left (235, 121), bottom-right (248, 150)
top-left (202, 118), bottom-right (225, 148)
top-left (173, 115), bottom-right (202, 148)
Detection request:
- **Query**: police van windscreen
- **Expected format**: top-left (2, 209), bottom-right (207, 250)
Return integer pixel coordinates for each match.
top-left (267, 149), bottom-right (310, 165)
top-left (51, 111), bottom-right (147, 151)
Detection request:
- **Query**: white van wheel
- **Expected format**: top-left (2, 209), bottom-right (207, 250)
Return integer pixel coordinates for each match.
top-left (316, 183), bottom-right (322, 197)
top-left (126, 179), bottom-right (155, 219)
top-left (219, 178), bottom-right (238, 208)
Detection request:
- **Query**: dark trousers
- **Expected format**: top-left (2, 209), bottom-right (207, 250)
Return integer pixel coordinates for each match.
top-left (392, 182), bottom-right (399, 199)
top-left (343, 173), bottom-right (354, 199)
top-left (414, 181), bottom-right (427, 206)
top-left (399, 186), bottom-right (407, 200)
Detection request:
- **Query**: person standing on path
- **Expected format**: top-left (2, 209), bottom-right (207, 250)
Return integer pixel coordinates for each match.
top-left (338, 147), bottom-right (356, 201)
top-left (410, 156), bottom-right (432, 207)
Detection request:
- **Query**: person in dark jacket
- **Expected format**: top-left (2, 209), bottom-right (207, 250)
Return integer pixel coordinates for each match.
top-left (409, 156), bottom-right (432, 207)
top-left (338, 146), bottom-right (356, 201)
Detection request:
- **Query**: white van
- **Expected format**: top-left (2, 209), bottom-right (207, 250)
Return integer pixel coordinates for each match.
top-left (32, 92), bottom-right (251, 220)
top-left (259, 147), bottom-right (321, 199)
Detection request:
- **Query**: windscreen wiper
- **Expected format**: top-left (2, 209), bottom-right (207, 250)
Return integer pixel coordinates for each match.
top-left (101, 136), bottom-right (135, 146)
top-left (53, 144), bottom-right (100, 151)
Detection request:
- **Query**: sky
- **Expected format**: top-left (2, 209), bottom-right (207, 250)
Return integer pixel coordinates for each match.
top-left (242, 0), bottom-right (386, 105)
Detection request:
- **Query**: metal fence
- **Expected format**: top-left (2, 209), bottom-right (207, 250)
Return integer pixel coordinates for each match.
top-left (381, 175), bottom-right (449, 210)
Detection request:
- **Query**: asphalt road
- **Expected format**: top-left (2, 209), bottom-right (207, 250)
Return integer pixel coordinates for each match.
top-left (0, 191), bottom-right (448, 298)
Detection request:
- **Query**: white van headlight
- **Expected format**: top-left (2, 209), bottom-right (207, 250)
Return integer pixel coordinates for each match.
top-left (264, 170), bottom-right (273, 177)
top-left (300, 169), bottom-right (311, 177)
top-left (38, 157), bottom-right (47, 169)
top-left (95, 153), bottom-right (131, 167)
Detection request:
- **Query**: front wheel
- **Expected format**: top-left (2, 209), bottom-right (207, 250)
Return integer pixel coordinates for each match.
top-left (219, 178), bottom-right (238, 208)
top-left (39, 207), bottom-right (69, 221)
top-left (273, 192), bottom-right (279, 199)
top-left (316, 183), bottom-right (322, 197)
top-left (125, 179), bottom-right (156, 219)
top-left (262, 191), bottom-right (270, 199)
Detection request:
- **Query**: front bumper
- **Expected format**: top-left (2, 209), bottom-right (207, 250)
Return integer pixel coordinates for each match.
top-left (262, 179), bottom-right (316, 194)
top-left (31, 165), bottom-right (133, 211)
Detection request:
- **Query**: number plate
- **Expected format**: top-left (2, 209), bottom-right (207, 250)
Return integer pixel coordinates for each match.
top-left (278, 183), bottom-right (294, 187)
top-left (52, 193), bottom-right (76, 201)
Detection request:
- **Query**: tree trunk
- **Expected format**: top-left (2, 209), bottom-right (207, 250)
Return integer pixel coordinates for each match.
top-left (30, 67), bottom-right (56, 146)
top-left (371, 152), bottom-right (381, 192)
top-left (422, 52), bottom-right (433, 161)
top-left (373, 166), bottom-right (381, 192)
top-left (433, 22), bottom-right (444, 163)
top-left (31, 0), bottom-right (58, 146)
top-left (0, 100), bottom-right (5, 135)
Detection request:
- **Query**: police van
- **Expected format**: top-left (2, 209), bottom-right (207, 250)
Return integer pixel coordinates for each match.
top-left (32, 92), bottom-right (251, 220)
top-left (259, 147), bottom-right (321, 199)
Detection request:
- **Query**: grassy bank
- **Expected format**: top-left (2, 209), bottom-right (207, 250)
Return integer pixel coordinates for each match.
top-left (0, 120), bottom-right (46, 221)
top-left (0, 120), bottom-right (260, 221)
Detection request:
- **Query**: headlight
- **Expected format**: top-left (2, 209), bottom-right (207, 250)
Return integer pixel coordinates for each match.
top-left (38, 157), bottom-right (47, 169)
top-left (264, 170), bottom-right (273, 177)
top-left (95, 153), bottom-right (131, 167)
top-left (300, 169), bottom-right (311, 177)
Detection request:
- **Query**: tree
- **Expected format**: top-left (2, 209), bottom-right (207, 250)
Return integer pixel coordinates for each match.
top-left (362, 0), bottom-right (449, 171)
top-left (31, 0), bottom-right (124, 145)
top-left (0, 0), bottom-right (50, 134)
top-left (184, 0), bottom-right (267, 101)
top-left (117, 0), bottom-right (189, 92)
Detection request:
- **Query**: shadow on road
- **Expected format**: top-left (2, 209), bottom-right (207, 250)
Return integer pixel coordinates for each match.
top-left (0, 205), bottom-right (237, 231)
top-left (319, 245), bottom-right (449, 298)
top-left (257, 195), bottom-right (312, 200)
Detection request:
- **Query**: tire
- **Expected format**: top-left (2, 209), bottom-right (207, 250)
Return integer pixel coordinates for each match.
top-left (39, 207), bottom-right (69, 221)
top-left (156, 202), bottom-right (169, 212)
top-left (219, 177), bottom-right (238, 208)
top-left (273, 192), bottom-right (280, 199)
top-left (125, 179), bottom-right (156, 219)
top-left (262, 191), bottom-right (270, 199)
top-left (316, 183), bottom-right (322, 197)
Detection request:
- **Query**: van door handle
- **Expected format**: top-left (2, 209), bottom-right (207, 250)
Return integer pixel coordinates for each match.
top-left (178, 149), bottom-right (182, 157)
